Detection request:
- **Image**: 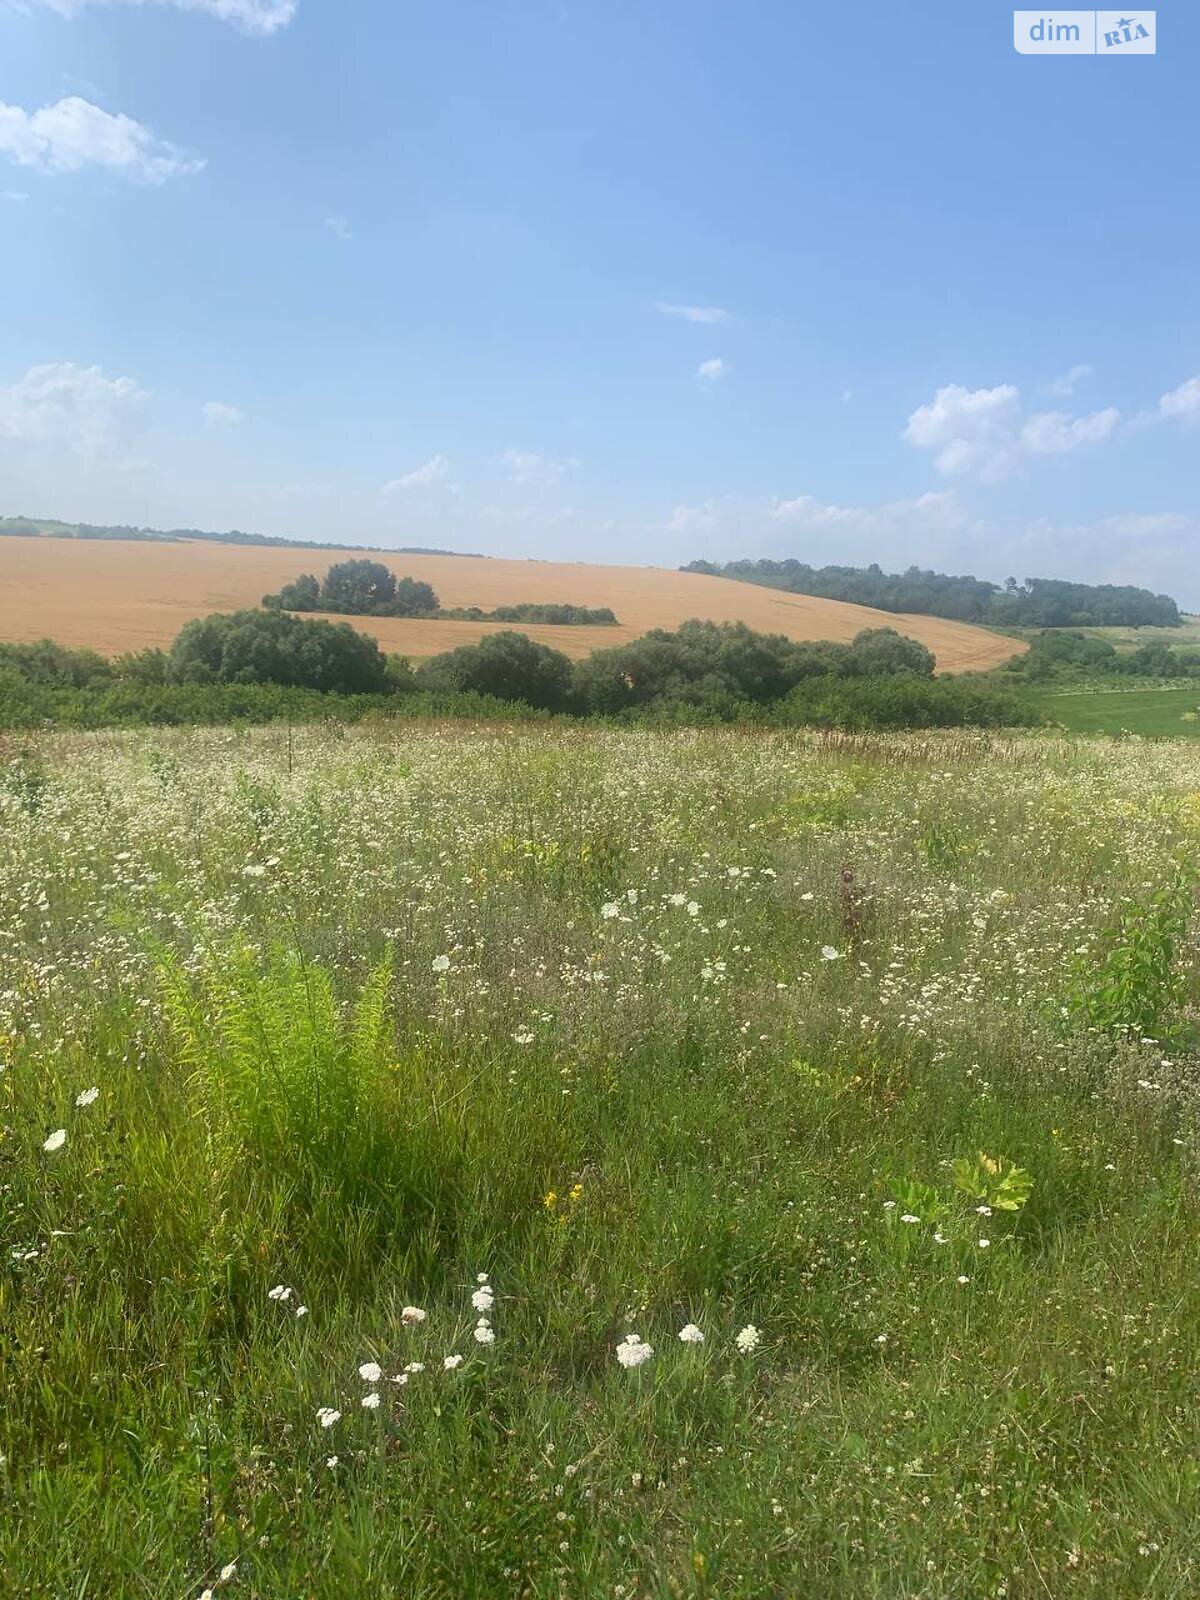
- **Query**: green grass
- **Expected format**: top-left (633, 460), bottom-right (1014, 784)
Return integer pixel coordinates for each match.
top-left (3, 722), bottom-right (1200, 1597)
top-left (1036, 685), bottom-right (1200, 735)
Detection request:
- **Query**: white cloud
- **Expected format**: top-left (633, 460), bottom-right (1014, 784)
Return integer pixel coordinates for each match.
top-left (655, 302), bottom-right (729, 324)
top-left (202, 400), bottom-right (244, 425)
top-left (904, 383), bottom-right (1119, 480)
top-left (0, 361), bottom-right (147, 457)
top-left (27, 0), bottom-right (296, 34)
top-left (0, 96), bottom-right (203, 184)
top-left (771, 488), bottom-right (971, 537)
top-left (2, 189), bottom-right (30, 201)
top-left (1045, 363), bottom-right (1093, 398)
top-left (902, 384), bottom-right (1023, 481)
top-left (697, 358), bottom-right (727, 382)
top-left (662, 500), bottom-right (722, 535)
top-left (1158, 375), bottom-right (1200, 424)
top-left (660, 487), bottom-right (972, 553)
top-left (500, 448), bottom-right (573, 487)
top-left (382, 455), bottom-right (450, 493)
top-left (1020, 406), bottom-right (1119, 454)
top-left (324, 214), bottom-right (352, 240)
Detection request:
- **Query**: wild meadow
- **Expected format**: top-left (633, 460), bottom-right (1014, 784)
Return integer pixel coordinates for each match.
top-left (3, 720), bottom-right (1200, 1598)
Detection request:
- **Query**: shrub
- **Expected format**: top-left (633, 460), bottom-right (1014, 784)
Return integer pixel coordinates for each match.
top-left (167, 609), bottom-right (391, 694)
top-left (418, 631), bottom-right (574, 710)
top-left (572, 621), bottom-right (938, 715)
top-left (0, 638), bottom-right (114, 687)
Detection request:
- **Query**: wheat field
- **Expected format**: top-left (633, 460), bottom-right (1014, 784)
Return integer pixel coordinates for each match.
top-left (0, 536), bottom-right (1023, 670)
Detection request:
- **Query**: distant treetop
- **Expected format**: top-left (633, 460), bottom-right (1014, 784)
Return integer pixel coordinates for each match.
top-left (684, 558), bottom-right (1181, 630)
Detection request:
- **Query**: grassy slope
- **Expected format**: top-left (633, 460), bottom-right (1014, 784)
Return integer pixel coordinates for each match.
top-left (3, 724), bottom-right (1200, 1597)
top-left (1037, 685), bottom-right (1200, 735)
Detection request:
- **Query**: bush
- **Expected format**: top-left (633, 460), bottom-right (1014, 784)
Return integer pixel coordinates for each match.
top-left (168, 609), bottom-right (391, 694)
top-left (418, 631), bottom-right (574, 710)
top-left (572, 621), bottom-right (937, 715)
top-left (0, 638), bottom-right (114, 688)
top-left (778, 673), bottom-right (1041, 730)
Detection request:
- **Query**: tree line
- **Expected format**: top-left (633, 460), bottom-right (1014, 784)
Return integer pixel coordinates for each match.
top-left (0, 613), bottom-right (1038, 731)
top-left (683, 559), bottom-right (1182, 629)
top-left (262, 559), bottom-right (618, 626)
top-left (1008, 629), bottom-right (1200, 682)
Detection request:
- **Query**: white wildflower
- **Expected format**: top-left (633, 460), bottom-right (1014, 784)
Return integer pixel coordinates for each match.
top-left (219, 1562), bottom-right (238, 1582)
top-left (443, 1354), bottom-right (464, 1370)
top-left (735, 1324), bottom-right (761, 1354)
top-left (431, 954), bottom-right (451, 972)
top-left (43, 1128), bottom-right (66, 1153)
top-left (600, 902), bottom-right (620, 919)
top-left (267, 1284), bottom-right (292, 1302)
top-left (358, 1361), bottom-right (382, 1383)
top-left (361, 1391), bottom-right (381, 1410)
top-left (75, 1086), bottom-right (99, 1108)
top-left (821, 945), bottom-right (841, 961)
top-left (474, 1319), bottom-right (495, 1345)
top-left (678, 1324), bottom-right (704, 1344)
top-left (316, 1407), bottom-right (341, 1428)
top-left (471, 1285), bottom-right (495, 1313)
top-left (401, 1306), bottom-right (427, 1326)
top-left (616, 1333), bottom-right (654, 1369)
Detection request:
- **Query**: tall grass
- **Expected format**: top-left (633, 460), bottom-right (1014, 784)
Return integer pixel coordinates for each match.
top-left (2, 722), bottom-right (1199, 1597)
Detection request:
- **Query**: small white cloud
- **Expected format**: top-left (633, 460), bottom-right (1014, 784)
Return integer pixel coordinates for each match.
top-left (202, 400), bottom-right (244, 425)
top-left (500, 448), bottom-right (573, 486)
top-left (0, 360), bottom-right (147, 458)
top-left (28, 0), bottom-right (296, 34)
top-left (2, 189), bottom-right (30, 201)
top-left (662, 500), bottom-right (722, 535)
top-left (697, 358), bottom-right (727, 382)
top-left (1158, 375), bottom-right (1200, 424)
top-left (656, 302), bottom-right (729, 324)
top-left (324, 214), bottom-right (352, 240)
top-left (382, 454), bottom-right (450, 493)
top-left (0, 96), bottom-right (203, 184)
top-left (1020, 407), bottom-right (1119, 454)
top-left (1045, 363), bottom-right (1093, 398)
top-left (771, 487), bottom-right (969, 536)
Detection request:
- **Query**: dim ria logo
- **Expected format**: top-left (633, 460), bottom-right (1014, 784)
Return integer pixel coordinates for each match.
top-left (1014, 11), bottom-right (1156, 53)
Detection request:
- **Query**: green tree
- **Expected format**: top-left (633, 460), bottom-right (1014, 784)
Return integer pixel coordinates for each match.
top-left (168, 610), bottom-right (390, 694)
top-left (264, 572), bottom-right (321, 611)
top-left (844, 628), bottom-right (935, 678)
top-left (418, 631), bottom-right (573, 709)
top-left (320, 560), bottom-right (397, 612)
top-left (390, 576), bottom-right (439, 616)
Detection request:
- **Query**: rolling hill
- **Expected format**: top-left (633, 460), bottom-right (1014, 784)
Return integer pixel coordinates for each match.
top-left (0, 536), bottom-right (1024, 673)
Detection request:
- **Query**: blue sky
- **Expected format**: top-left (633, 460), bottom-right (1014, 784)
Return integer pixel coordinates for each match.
top-left (1, 0), bottom-right (1197, 602)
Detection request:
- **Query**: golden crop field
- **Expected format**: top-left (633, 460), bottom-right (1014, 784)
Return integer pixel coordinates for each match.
top-left (0, 536), bottom-right (1023, 671)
